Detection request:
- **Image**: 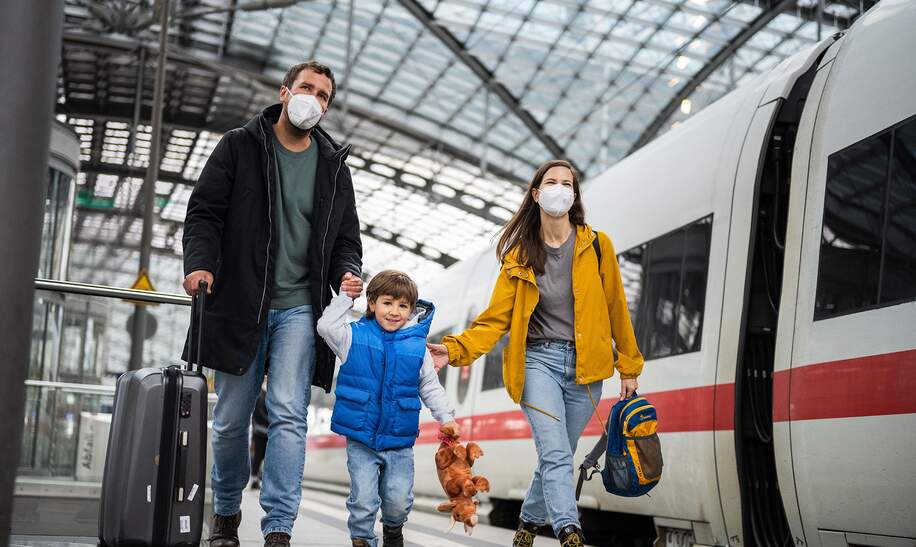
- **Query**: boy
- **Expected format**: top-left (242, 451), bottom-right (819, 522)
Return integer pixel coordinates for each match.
top-left (316, 270), bottom-right (457, 547)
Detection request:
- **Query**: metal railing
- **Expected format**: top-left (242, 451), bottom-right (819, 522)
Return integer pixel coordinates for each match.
top-left (22, 279), bottom-right (212, 483)
top-left (34, 278), bottom-right (192, 305)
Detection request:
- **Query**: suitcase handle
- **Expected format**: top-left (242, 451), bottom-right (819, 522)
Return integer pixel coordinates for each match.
top-left (187, 280), bottom-right (207, 373)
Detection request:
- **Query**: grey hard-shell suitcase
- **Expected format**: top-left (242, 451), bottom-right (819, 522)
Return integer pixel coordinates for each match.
top-left (98, 283), bottom-right (209, 547)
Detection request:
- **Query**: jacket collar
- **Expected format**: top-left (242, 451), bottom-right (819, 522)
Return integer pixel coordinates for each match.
top-left (502, 224), bottom-right (597, 271)
top-left (245, 103), bottom-right (351, 161)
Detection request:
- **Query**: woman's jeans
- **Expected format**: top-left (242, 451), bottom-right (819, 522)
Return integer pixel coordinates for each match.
top-left (345, 439), bottom-right (415, 546)
top-left (210, 305), bottom-right (316, 536)
top-left (520, 340), bottom-right (602, 533)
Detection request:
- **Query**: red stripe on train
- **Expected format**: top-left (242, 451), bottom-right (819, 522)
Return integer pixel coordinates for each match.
top-left (773, 348), bottom-right (916, 422)
top-left (307, 350), bottom-right (916, 449)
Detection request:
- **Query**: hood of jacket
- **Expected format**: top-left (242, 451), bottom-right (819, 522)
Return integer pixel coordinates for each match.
top-left (244, 103), bottom-right (350, 161)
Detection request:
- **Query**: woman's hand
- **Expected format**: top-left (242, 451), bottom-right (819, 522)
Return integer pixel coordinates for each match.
top-left (620, 377), bottom-right (638, 400)
top-left (427, 343), bottom-right (449, 372)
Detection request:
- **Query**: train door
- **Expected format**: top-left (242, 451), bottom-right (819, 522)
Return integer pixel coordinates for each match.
top-left (715, 41), bottom-right (833, 547)
top-left (778, 3), bottom-right (916, 544)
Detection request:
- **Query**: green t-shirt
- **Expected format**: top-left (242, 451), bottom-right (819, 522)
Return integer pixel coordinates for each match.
top-left (270, 132), bottom-right (318, 309)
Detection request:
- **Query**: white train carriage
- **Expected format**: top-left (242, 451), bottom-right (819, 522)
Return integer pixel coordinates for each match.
top-left (305, 1), bottom-right (916, 545)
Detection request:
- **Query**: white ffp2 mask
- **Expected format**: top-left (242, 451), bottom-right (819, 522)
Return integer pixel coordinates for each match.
top-left (284, 87), bottom-right (323, 130)
top-left (536, 185), bottom-right (575, 217)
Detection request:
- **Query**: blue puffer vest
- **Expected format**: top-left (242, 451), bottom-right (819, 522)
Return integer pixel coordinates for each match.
top-left (330, 300), bottom-right (434, 451)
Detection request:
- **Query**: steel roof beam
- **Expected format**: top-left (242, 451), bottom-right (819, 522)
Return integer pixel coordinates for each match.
top-left (629, 0), bottom-right (797, 155)
top-left (62, 31), bottom-right (528, 185)
top-left (394, 0), bottom-right (573, 167)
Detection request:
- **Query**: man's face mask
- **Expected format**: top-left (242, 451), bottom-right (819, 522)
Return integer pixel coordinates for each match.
top-left (284, 86), bottom-right (323, 130)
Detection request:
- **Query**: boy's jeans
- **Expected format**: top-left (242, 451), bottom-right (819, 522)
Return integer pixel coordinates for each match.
top-left (346, 438), bottom-right (414, 546)
top-left (520, 340), bottom-right (602, 534)
top-left (210, 305), bottom-right (316, 536)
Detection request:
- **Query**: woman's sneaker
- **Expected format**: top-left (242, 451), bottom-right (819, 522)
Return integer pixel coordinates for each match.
top-left (512, 520), bottom-right (542, 547)
top-left (557, 525), bottom-right (586, 547)
top-left (208, 511), bottom-right (241, 547)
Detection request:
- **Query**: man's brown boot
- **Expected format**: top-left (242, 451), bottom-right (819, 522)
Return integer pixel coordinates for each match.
top-left (208, 511), bottom-right (241, 547)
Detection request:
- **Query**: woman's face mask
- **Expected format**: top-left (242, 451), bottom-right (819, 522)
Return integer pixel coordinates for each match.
top-left (535, 184), bottom-right (575, 217)
top-left (284, 87), bottom-right (323, 130)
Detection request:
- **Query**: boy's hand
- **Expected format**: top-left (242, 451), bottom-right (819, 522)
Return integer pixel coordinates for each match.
top-left (427, 343), bottom-right (449, 371)
top-left (440, 421), bottom-right (460, 439)
top-left (340, 272), bottom-right (363, 298)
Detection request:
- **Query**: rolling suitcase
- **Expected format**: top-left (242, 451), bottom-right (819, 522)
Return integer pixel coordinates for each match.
top-left (99, 282), bottom-right (209, 547)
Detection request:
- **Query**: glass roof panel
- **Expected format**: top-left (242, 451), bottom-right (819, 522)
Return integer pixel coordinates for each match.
top-left (59, 0), bottom-right (873, 281)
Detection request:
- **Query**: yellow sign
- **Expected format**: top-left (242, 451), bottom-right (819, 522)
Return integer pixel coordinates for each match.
top-left (131, 270), bottom-right (156, 292)
top-left (124, 269), bottom-right (158, 306)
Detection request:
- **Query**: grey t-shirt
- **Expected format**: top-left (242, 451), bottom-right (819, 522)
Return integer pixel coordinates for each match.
top-left (528, 231), bottom-right (576, 342)
top-left (270, 133), bottom-right (318, 309)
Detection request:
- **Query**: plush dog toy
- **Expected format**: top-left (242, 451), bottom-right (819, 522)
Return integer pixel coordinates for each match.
top-left (435, 423), bottom-right (491, 535)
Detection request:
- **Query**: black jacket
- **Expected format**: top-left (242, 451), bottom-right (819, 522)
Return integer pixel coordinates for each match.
top-left (182, 104), bottom-right (362, 392)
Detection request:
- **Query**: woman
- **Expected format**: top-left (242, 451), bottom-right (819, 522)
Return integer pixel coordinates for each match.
top-left (427, 160), bottom-right (643, 547)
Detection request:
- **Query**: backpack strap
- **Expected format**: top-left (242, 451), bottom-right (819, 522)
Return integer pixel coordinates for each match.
top-left (576, 430), bottom-right (608, 501)
top-left (592, 230), bottom-right (602, 268)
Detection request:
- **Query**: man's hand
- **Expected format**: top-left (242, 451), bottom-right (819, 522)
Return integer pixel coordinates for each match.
top-left (183, 270), bottom-right (213, 296)
top-left (340, 272), bottom-right (363, 298)
top-left (620, 378), bottom-right (638, 400)
top-left (427, 343), bottom-right (449, 372)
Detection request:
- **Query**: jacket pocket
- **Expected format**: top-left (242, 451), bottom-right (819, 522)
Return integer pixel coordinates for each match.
top-left (631, 434), bottom-right (663, 482)
top-left (391, 397), bottom-right (421, 437)
top-left (332, 385), bottom-right (371, 431)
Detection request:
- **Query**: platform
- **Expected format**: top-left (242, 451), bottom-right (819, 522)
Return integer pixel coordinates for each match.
top-left (10, 482), bottom-right (592, 546)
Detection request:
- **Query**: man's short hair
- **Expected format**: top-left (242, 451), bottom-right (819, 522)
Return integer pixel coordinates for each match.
top-left (282, 61), bottom-right (336, 107)
top-left (365, 270), bottom-right (419, 317)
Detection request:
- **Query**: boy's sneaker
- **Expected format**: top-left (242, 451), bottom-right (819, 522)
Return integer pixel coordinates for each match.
top-left (264, 532), bottom-right (290, 547)
top-left (208, 511), bottom-right (241, 547)
top-left (512, 520), bottom-right (542, 547)
top-left (557, 525), bottom-right (586, 547)
top-left (351, 540), bottom-right (370, 547)
top-left (382, 524), bottom-right (404, 547)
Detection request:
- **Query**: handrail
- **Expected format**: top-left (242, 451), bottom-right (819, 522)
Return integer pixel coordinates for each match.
top-left (25, 379), bottom-right (219, 403)
top-left (34, 278), bottom-right (191, 306)
top-left (25, 379), bottom-right (115, 395)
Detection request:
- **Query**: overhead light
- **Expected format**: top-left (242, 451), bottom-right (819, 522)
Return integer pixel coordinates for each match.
top-left (680, 99), bottom-right (692, 114)
top-left (671, 121), bottom-right (683, 130)
top-left (676, 55), bottom-right (690, 70)
top-left (668, 77), bottom-right (681, 87)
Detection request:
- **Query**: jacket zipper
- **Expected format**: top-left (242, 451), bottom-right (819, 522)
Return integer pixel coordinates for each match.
top-left (319, 154), bottom-right (344, 305)
top-left (257, 133), bottom-right (273, 324)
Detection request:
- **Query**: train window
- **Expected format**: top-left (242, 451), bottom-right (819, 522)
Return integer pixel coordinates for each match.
top-left (481, 337), bottom-right (507, 391)
top-left (677, 218), bottom-right (711, 353)
top-left (816, 115), bottom-right (916, 319)
top-left (882, 120), bottom-right (916, 303)
top-left (617, 216), bottom-right (712, 361)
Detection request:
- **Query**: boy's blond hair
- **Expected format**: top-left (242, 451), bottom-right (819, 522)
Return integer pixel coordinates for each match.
top-left (365, 270), bottom-right (418, 317)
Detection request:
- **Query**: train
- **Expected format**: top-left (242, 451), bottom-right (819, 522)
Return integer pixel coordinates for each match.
top-left (304, 1), bottom-right (916, 545)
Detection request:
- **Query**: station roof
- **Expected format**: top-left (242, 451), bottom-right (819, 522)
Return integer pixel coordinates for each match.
top-left (58, 0), bottom-right (871, 288)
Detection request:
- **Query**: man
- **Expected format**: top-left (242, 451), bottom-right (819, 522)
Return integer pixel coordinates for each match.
top-left (182, 61), bottom-right (363, 547)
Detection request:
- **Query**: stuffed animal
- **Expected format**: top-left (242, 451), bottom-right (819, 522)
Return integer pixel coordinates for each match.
top-left (435, 423), bottom-right (491, 535)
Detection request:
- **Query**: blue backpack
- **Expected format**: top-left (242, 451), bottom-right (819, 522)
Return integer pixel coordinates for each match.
top-left (577, 394), bottom-right (663, 498)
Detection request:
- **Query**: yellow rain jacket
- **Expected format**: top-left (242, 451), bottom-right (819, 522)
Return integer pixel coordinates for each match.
top-left (442, 224), bottom-right (644, 403)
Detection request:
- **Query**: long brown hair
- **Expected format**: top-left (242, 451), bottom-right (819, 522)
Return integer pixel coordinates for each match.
top-left (496, 159), bottom-right (585, 274)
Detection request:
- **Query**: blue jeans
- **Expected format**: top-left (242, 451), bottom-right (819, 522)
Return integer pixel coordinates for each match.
top-left (211, 305), bottom-right (315, 536)
top-left (520, 340), bottom-right (602, 534)
top-left (345, 438), bottom-right (414, 546)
